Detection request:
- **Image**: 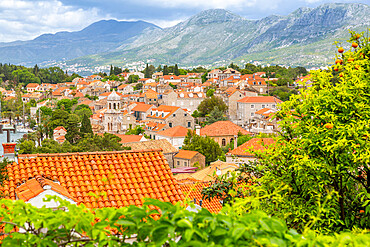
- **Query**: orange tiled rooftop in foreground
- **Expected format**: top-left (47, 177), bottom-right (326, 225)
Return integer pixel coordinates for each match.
top-left (1, 149), bottom-right (185, 208)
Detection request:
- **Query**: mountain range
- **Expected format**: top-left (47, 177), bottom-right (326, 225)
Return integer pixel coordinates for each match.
top-left (0, 3), bottom-right (369, 69)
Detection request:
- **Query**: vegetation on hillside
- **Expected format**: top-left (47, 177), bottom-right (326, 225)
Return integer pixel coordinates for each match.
top-left (203, 30), bottom-right (370, 233)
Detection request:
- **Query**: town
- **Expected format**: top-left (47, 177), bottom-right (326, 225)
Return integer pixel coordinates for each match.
top-left (0, 32), bottom-right (369, 244)
top-left (0, 62), bottom-right (308, 207)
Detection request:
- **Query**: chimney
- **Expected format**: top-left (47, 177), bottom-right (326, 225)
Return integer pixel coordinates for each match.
top-left (195, 125), bottom-right (201, 136)
top-left (234, 135), bottom-right (238, 150)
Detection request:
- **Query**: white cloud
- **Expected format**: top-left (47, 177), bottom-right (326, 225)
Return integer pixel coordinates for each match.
top-left (0, 0), bottom-right (108, 42)
top-left (143, 0), bottom-right (258, 9)
top-left (150, 18), bottom-right (184, 28)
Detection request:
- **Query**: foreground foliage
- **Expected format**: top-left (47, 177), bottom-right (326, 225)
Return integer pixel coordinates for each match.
top-left (0, 197), bottom-right (369, 246)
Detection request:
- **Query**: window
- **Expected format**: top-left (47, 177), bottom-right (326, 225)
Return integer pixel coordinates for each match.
top-left (156, 112), bottom-right (158, 117)
top-left (258, 82), bottom-right (261, 85)
top-left (177, 161), bottom-right (180, 166)
top-left (184, 114), bottom-right (187, 117)
top-left (162, 113), bottom-right (164, 117)
top-left (262, 105), bottom-right (265, 108)
top-left (187, 121), bottom-right (191, 127)
top-left (272, 104), bottom-right (276, 108)
top-left (173, 114), bottom-right (176, 117)
top-left (251, 104), bottom-right (255, 109)
top-left (251, 112), bottom-right (255, 117)
top-left (222, 138), bottom-right (226, 146)
top-left (169, 123), bottom-right (172, 127)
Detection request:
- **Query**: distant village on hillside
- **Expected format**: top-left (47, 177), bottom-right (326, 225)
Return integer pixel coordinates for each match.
top-left (0, 63), bottom-right (311, 212)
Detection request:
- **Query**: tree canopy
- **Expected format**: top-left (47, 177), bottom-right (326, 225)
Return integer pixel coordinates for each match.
top-left (182, 130), bottom-right (224, 164)
top-left (197, 96), bottom-right (228, 118)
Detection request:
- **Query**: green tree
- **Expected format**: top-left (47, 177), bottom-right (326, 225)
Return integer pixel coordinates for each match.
top-left (73, 104), bottom-right (93, 118)
top-left (197, 96), bottom-right (227, 117)
top-left (206, 106), bottom-right (228, 124)
top-left (134, 83), bottom-right (143, 91)
top-left (201, 72), bottom-right (208, 83)
top-left (57, 99), bottom-right (77, 113)
top-left (17, 140), bottom-right (36, 154)
top-left (80, 114), bottom-right (93, 136)
top-left (128, 75), bottom-right (139, 84)
top-left (109, 64), bottom-right (114, 76)
top-left (182, 130), bottom-right (223, 164)
top-left (0, 158), bottom-right (9, 187)
top-left (65, 114), bottom-right (80, 144)
top-left (206, 88), bottom-right (215, 97)
top-left (125, 126), bottom-right (145, 135)
top-left (163, 65), bottom-right (168, 75)
top-left (174, 64), bottom-right (180, 76)
top-left (243, 31), bottom-right (370, 232)
top-left (144, 63), bottom-right (150, 78)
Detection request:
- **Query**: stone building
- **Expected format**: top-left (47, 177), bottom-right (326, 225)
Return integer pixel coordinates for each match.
top-left (198, 121), bottom-right (252, 147)
top-left (103, 91), bottom-right (122, 133)
top-left (147, 105), bottom-right (194, 129)
top-left (173, 150), bottom-right (206, 169)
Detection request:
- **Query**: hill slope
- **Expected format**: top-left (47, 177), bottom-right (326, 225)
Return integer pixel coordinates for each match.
top-left (68, 3), bottom-right (370, 68)
top-left (0, 20), bottom-right (161, 66)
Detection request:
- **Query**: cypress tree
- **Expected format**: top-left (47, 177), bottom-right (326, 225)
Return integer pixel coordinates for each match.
top-left (144, 63), bottom-right (150, 78)
top-left (80, 114), bottom-right (93, 135)
top-left (109, 65), bottom-right (113, 76)
top-left (163, 65), bottom-right (168, 75)
top-left (174, 64), bottom-right (179, 76)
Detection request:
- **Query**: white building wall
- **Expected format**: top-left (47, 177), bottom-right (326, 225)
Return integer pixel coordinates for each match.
top-left (27, 190), bottom-right (76, 208)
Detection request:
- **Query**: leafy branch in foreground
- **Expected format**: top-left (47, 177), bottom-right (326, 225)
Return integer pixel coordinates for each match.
top-left (0, 197), bottom-right (369, 246)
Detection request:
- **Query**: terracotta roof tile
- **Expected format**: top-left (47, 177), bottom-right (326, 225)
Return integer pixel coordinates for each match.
top-left (180, 182), bottom-right (223, 213)
top-left (131, 103), bottom-right (153, 112)
top-left (97, 133), bottom-right (144, 144)
top-left (123, 140), bottom-right (178, 154)
top-left (15, 175), bottom-right (73, 201)
top-left (200, 121), bottom-right (252, 137)
top-left (157, 126), bottom-right (189, 138)
top-left (237, 96), bottom-right (283, 103)
top-left (2, 150), bottom-right (184, 208)
top-left (174, 150), bottom-right (200, 160)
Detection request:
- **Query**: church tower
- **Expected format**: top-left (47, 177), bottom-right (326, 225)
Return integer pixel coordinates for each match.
top-left (104, 91), bottom-right (122, 133)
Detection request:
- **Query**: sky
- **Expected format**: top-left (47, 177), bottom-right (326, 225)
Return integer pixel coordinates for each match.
top-left (0, 0), bottom-right (369, 43)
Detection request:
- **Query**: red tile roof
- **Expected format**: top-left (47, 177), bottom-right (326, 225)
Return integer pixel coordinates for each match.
top-left (180, 182), bottom-right (223, 213)
top-left (228, 138), bottom-right (275, 156)
top-left (162, 75), bottom-right (181, 80)
top-left (131, 103), bottom-right (153, 112)
top-left (97, 133), bottom-right (144, 144)
top-left (237, 96), bottom-right (283, 104)
top-left (2, 150), bottom-right (184, 208)
top-left (200, 121), bottom-right (252, 137)
top-left (26, 83), bottom-right (39, 88)
top-left (15, 175), bottom-right (73, 202)
top-left (174, 150), bottom-right (200, 160)
top-left (54, 126), bottom-right (67, 132)
top-left (157, 126), bottom-right (189, 138)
